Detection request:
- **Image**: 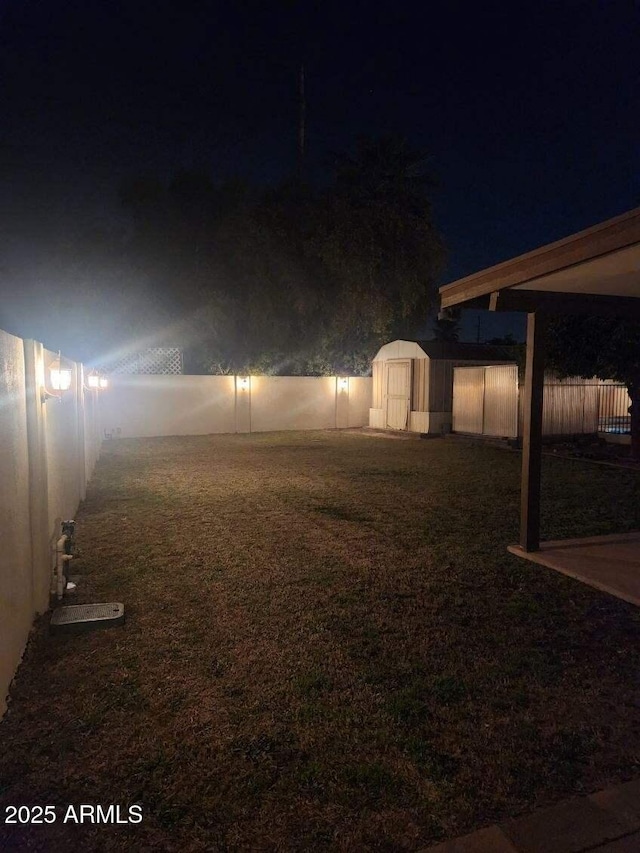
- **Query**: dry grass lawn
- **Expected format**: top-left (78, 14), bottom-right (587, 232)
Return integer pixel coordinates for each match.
top-left (1, 431), bottom-right (639, 851)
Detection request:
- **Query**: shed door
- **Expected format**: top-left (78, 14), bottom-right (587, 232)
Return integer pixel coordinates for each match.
top-left (385, 359), bottom-right (411, 430)
top-left (483, 365), bottom-right (518, 437)
top-left (452, 365), bottom-right (518, 437)
top-left (452, 367), bottom-right (484, 434)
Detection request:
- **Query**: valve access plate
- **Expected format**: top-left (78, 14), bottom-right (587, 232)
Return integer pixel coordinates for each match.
top-left (50, 602), bottom-right (125, 634)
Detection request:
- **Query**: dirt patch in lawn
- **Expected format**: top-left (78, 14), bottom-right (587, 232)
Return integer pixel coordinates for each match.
top-left (1, 431), bottom-right (639, 851)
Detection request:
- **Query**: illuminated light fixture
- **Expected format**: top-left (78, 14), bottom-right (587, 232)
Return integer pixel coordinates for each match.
top-left (50, 367), bottom-right (72, 391)
top-left (338, 377), bottom-right (349, 390)
top-left (85, 371), bottom-right (109, 391)
top-left (238, 376), bottom-right (250, 390)
top-left (42, 353), bottom-right (72, 402)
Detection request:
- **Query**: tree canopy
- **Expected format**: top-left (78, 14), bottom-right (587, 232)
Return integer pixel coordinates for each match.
top-left (432, 311), bottom-right (461, 342)
top-left (119, 135), bottom-right (446, 375)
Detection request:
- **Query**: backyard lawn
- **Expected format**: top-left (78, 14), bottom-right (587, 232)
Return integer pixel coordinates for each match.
top-left (1, 431), bottom-right (639, 852)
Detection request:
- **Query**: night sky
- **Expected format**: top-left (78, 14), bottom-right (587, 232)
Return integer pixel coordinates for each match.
top-left (1, 0), bottom-right (638, 353)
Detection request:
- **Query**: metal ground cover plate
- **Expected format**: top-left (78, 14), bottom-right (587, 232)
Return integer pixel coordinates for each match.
top-left (50, 602), bottom-right (125, 634)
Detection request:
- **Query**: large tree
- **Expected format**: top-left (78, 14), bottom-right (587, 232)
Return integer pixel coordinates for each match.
top-left (546, 315), bottom-right (640, 458)
top-left (312, 135), bottom-right (445, 371)
top-left (118, 136), bottom-right (445, 375)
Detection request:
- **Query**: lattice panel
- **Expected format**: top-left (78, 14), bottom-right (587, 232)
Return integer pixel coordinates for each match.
top-left (102, 348), bottom-right (183, 375)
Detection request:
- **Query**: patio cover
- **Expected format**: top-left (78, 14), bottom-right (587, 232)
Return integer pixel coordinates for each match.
top-left (439, 207), bottom-right (640, 563)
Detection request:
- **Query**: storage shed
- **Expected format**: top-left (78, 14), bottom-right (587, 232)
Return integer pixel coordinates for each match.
top-left (369, 339), bottom-right (515, 434)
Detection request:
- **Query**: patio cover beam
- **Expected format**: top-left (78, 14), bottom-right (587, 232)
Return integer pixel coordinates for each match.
top-left (488, 289), bottom-right (640, 319)
top-left (518, 312), bottom-right (546, 552)
top-left (440, 206), bottom-right (640, 310)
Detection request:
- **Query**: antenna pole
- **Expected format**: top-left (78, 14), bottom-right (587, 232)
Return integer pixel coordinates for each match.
top-left (297, 64), bottom-right (306, 184)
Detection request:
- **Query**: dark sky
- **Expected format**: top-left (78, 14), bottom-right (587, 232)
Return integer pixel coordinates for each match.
top-left (0, 0), bottom-right (638, 350)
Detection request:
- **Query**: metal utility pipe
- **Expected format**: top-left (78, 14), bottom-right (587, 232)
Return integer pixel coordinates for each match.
top-left (54, 535), bottom-right (73, 600)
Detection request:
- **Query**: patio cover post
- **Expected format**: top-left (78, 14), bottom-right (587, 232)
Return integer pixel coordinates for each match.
top-left (520, 311), bottom-right (546, 552)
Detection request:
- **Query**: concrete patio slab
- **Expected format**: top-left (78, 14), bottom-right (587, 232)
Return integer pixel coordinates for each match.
top-left (508, 531), bottom-right (640, 607)
top-left (590, 833), bottom-right (640, 851)
top-left (421, 825), bottom-right (518, 852)
top-left (500, 796), bottom-right (629, 853)
top-left (420, 780), bottom-right (640, 853)
top-left (589, 779), bottom-right (640, 833)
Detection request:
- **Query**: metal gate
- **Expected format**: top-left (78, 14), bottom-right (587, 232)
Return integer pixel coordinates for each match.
top-left (385, 359), bottom-right (412, 430)
top-left (452, 364), bottom-right (518, 438)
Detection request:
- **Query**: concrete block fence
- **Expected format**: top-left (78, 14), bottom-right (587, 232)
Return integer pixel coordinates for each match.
top-left (99, 374), bottom-right (372, 438)
top-left (0, 329), bottom-right (102, 715)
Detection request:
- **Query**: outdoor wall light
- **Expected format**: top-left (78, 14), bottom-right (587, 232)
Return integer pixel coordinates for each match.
top-left (50, 367), bottom-right (72, 391)
top-left (42, 355), bottom-right (72, 402)
top-left (338, 377), bottom-right (349, 391)
top-left (85, 371), bottom-right (109, 391)
top-left (238, 376), bottom-right (250, 390)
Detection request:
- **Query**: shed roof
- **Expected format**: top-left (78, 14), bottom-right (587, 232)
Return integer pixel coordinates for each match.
top-left (373, 339), bottom-right (516, 362)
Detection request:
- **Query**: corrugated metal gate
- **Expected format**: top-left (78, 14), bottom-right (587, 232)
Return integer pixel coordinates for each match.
top-left (452, 365), bottom-right (519, 438)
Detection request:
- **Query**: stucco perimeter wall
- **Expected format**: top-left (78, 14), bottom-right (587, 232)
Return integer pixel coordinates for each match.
top-left (100, 375), bottom-right (236, 437)
top-left (0, 332), bottom-right (102, 716)
top-left (0, 331), bottom-right (32, 722)
top-left (346, 378), bottom-right (372, 428)
top-left (250, 376), bottom-right (335, 432)
top-left (44, 351), bottom-right (82, 533)
top-left (101, 375), bottom-right (372, 437)
top-left (84, 377), bottom-right (102, 483)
